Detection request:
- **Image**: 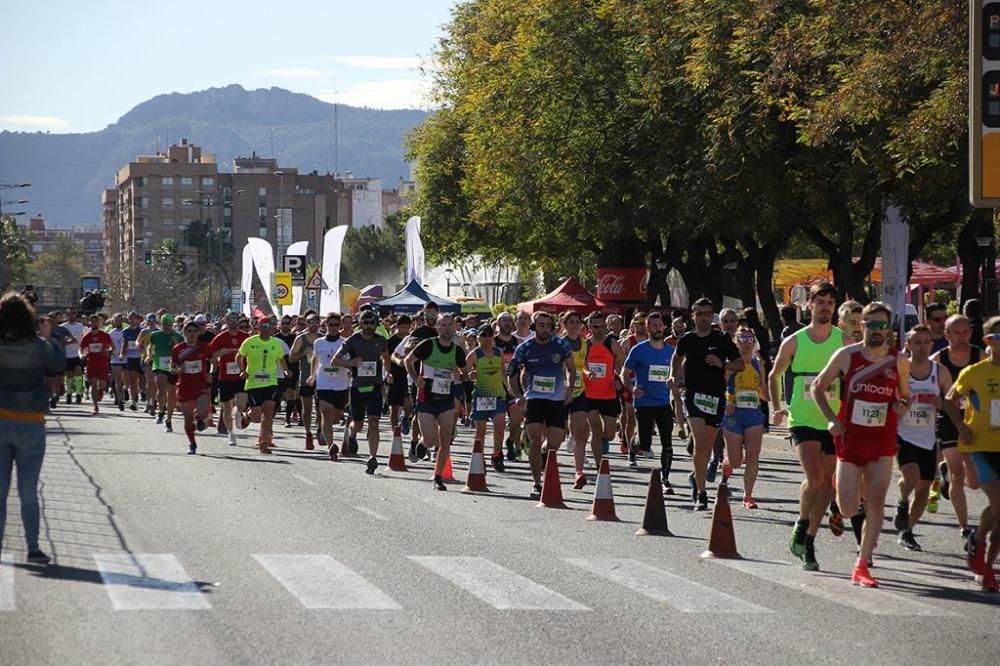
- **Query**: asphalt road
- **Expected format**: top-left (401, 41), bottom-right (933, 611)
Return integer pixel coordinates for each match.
top-left (2, 399), bottom-right (998, 666)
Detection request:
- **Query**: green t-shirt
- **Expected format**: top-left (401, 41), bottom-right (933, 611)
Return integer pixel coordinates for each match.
top-left (238, 335), bottom-right (285, 390)
top-left (149, 329), bottom-right (183, 371)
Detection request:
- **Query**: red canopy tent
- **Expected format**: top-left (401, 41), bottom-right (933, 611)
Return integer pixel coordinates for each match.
top-left (518, 278), bottom-right (623, 315)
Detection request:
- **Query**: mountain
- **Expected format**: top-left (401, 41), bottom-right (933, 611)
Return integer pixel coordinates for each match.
top-left (0, 85), bottom-right (429, 227)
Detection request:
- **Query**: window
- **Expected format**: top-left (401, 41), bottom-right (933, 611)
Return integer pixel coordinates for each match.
top-left (162, 177), bottom-right (174, 186)
top-left (162, 197), bottom-right (174, 207)
top-left (223, 186), bottom-right (231, 197)
top-left (201, 177), bottom-right (214, 187)
top-left (258, 187), bottom-right (267, 197)
top-left (258, 223), bottom-right (267, 238)
top-left (223, 207), bottom-right (231, 217)
top-left (182, 199), bottom-right (193, 207)
top-left (141, 197), bottom-right (150, 208)
top-left (181, 177), bottom-right (193, 187)
top-left (258, 206), bottom-right (268, 222)
top-left (134, 177), bottom-right (146, 188)
top-left (163, 218), bottom-right (175, 227)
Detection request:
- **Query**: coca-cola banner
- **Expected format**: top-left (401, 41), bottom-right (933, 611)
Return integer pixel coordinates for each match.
top-left (597, 267), bottom-right (648, 303)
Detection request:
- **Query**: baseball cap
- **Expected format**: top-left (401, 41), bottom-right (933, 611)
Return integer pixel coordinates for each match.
top-left (194, 314), bottom-right (208, 324)
top-left (258, 316), bottom-right (273, 325)
top-left (161, 314), bottom-right (174, 325)
top-left (145, 313), bottom-right (157, 322)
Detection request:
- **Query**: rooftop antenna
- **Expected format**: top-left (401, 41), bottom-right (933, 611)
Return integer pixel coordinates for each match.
top-left (270, 128), bottom-right (275, 158)
top-left (333, 78), bottom-right (339, 175)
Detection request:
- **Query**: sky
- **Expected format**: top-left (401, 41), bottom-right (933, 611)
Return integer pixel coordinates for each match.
top-left (0, 0), bottom-right (457, 134)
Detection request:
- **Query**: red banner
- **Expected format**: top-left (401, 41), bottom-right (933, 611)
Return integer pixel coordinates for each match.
top-left (596, 267), bottom-right (648, 303)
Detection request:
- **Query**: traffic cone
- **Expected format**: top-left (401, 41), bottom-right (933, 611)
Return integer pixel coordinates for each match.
top-left (701, 482), bottom-right (741, 559)
top-left (537, 448), bottom-right (566, 508)
top-left (636, 468), bottom-right (673, 536)
top-left (463, 440), bottom-right (489, 492)
top-left (587, 458), bottom-right (618, 521)
top-left (388, 427), bottom-right (407, 471)
top-left (429, 453), bottom-right (457, 483)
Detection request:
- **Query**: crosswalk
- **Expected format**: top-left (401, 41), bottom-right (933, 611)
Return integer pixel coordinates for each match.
top-left (1, 552), bottom-right (992, 615)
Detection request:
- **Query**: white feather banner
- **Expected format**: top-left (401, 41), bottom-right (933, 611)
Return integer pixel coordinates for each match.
top-left (321, 225), bottom-right (349, 315)
top-left (405, 215), bottom-right (425, 285)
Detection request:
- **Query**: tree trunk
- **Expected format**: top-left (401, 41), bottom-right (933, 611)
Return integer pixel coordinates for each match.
top-left (957, 215), bottom-right (983, 305)
top-left (753, 243), bottom-right (781, 342)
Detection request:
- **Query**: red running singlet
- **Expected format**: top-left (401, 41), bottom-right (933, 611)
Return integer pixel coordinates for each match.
top-left (835, 347), bottom-right (899, 465)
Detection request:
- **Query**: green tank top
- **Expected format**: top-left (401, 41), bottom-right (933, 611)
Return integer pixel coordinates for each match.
top-left (787, 327), bottom-right (843, 429)
top-left (473, 348), bottom-right (505, 397)
top-left (149, 329), bottom-right (183, 371)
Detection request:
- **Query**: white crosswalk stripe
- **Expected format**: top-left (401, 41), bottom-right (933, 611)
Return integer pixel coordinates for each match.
top-left (714, 559), bottom-right (958, 616)
top-left (409, 556), bottom-right (589, 611)
top-left (93, 553), bottom-right (211, 610)
top-left (1, 554), bottom-right (14, 612)
top-left (253, 554), bottom-right (400, 609)
top-left (565, 558), bottom-right (773, 613)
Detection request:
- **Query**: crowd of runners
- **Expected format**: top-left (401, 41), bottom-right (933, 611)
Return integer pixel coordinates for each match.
top-left (32, 285), bottom-right (1000, 590)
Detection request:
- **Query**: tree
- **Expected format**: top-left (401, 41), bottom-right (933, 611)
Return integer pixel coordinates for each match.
top-left (0, 215), bottom-right (31, 290)
top-left (341, 212), bottom-right (406, 289)
top-left (29, 236), bottom-right (85, 287)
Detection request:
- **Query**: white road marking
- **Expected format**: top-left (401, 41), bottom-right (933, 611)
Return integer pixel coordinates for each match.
top-left (565, 558), bottom-right (772, 613)
top-left (291, 474), bottom-right (317, 486)
top-left (1, 554), bottom-right (14, 611)
top-left (714, 559), bottom-right (958, 616)
top-left (409, 556), bottom-right (589, 611)
top-left (253, 554), bottom-right (400, 609)
top-left (352, 506), bottom-right (388, 521)
top-left (93, 553), bottom-right (211, 610)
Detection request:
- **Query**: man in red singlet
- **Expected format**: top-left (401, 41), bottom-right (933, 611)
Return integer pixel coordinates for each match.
top-left (80, 314), bottom-right (113, 415)
top-left (812, 302), bottom-right (910, 588)
top-left (172, 321), bottom-right (215, 455)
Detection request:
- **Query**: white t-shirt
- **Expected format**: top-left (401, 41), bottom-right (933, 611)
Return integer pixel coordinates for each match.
top-left (313, 337), bottom-right (350, 391)
top-left (109, 328), bottom-right (126, 363)
top-left (63, 322), bottom-right (85, 358)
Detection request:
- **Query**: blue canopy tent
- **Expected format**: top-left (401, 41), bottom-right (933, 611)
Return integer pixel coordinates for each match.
top-left (375, 279), bottom-right (462, 314)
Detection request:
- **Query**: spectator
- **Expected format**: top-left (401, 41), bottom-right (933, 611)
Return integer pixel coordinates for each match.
top-left (0, 291), bottom-right (65, 565)
top-left (964, 299), bottom-right (985, 347)
top-left (779, 303), bottom-right (802, 341)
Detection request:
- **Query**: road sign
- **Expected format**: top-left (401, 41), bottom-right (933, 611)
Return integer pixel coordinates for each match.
top-left (275, 272), bottom-right (293, 306)
top-left (306, 288), bottom-right (319, 307)
top-left (306, 268), bottom-right (326, 290)
top-left (230, 287), bottom-right (242, 313)
top-left (282, 255), bottom-right (307, 284)
top-left (971, 2), bottom-right (1000, 206)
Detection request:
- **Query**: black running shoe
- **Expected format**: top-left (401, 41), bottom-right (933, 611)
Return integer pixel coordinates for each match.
top-left (688, 472), bottom-right (697, 502)
top-left (65, 393), bottom-right (72, 404)
top-left (695, 490), bottom-right (709, 512)
top-left (328, 443), bottom-right (339, 462)
top-left (408, 440), bottom-right (419, 463)
top-left (529, 483), bottom-right (543, 500)
top-left (75, 394), bottom-right (82, 404)
top-left (117, 401), bottom-right (125, 412)
top-left (893, 499), bottom-right (909, 532)
top-left (416, 442), bottom-right (428, 460)
top-left (899, 530), bottom-right (922, 551)
top-left (506, 437), bottom-right (517, 461)
top-left (164, 421), bottom-right (173, 433)
top-left (685, 436), bottom-right (694, 457)
top-left (491, 454), bottom-right (505, 473)
top-left (939, 461), bottom-right (950, 500)
top-left (196, 418), bottom-right (206, 432)
top-left (26, 550), bottom-right (51, 565)
top-left (187, 443), bottom-right (197, 455)
top-left (49, 396), bottom-right (58, 408)
top-left (366, 456), bottom-right (379, 475)
top-left (433, 476), bottom-right (447, 491)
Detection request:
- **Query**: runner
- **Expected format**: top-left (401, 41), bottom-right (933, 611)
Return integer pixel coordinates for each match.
top-left (333, 309), bottom-right (390, 474)
top-left (926, 303), bottom-right (949, 354)
top-left (584, 311), bottom-right (625, 476)
top-left (769, 282), bottom-right (848, 570)
top-left (146, 314), bottom-right (183, 432)
top-left (137, 313), bottom-right (159, 414)
top-left (79, 314), bottom-right (112, 415)
top-left (494, 312), bottom-right (526, 461)
top-left (309, 312), bottom-right (351, 461)
top-left (894, 324), bottom-right (964, 551)
top-left (812, 302), bottom-right (910, 588)
top-left (513, 310), bottom-right (535, 344)
top-left (107, 313), bottom-right (127, 411)
top-left (275, 316), bottom-right (299, 428)
top-left (171, 321), bottom-right (214, 455)
top-left (45, 311), bottom-right (72, 407)
top-left (948, 316), bottom-right (1000, 591)
top-left (289, 311), bottom-right (322, 450)
top-left (385, 314), bottom-right (413, 442)
top-left (61, 309), bottom-right (85, 405)
top-left (121, 312), bottom-right (144, 411)
top-left (561, 311), bottom-right (592, 485)
top-left (619, 313), bottom-right (648, 455)
top-left (466, 323), bottom-right (508, 472)
top-left (672, 298), bottom-right (742, 511)
top-left (507, 311), bottom-right (575, 499)
top-left (838, 301), bottom-right (864, 344)
top-left (622, 311), bottom-right (679, 490)
top-left (236, 316), bottom-right (288, 454)
top-left (723, 325), bottom-right (768, 509)
top-left (209, 312), bottom-right (249, 447)
top-left (405, 313), bottom-right (468, 491)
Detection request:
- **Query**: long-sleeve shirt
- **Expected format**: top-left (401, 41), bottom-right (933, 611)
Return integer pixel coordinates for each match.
top-left (0, 336), bottom-right (65, 419)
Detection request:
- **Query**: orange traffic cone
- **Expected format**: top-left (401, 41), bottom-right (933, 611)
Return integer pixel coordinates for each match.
top-left (388, 427), bottom-right (407, 471)
top-left (537, 448), bottom-right (566, 508)
top-left (463, 439), bottom-right (489, 492)
top-left (587, 458), bottom-right (618, 521)
top-left (701, 482), bottom-right (741, 559)
top-left (429, 452), bottom-right (457, 483)
top-left (636, 468), bottom-right (672, 536)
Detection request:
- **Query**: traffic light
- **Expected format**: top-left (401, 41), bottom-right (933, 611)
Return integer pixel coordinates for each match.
top-left (144, 250), bottom-right (152, 265)
top-left (971, 2), bottom-right (1000, 206)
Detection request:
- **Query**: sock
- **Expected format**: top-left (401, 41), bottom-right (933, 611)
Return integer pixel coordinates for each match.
top-left (805, 534), bottom-right (816, 548)
top-left (74, 376), bottom-right (84, 394)
top-left (184, 423), bottom-right (196, 445)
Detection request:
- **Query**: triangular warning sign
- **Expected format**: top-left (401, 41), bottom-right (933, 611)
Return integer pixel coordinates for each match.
top-left (306, 268), bottom-right (326, 290)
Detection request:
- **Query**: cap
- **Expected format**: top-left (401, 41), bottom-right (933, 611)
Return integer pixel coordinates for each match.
top-left (477, 323), bottom-right (494, 337)
top-left (258, 316), bottom-right (273, 325)
top-left (145, 313), bottom-right (157, 322)
top-left (160, 314), bottom-right (174, 325)
top-left (194, 314), bottom-right (208, 324)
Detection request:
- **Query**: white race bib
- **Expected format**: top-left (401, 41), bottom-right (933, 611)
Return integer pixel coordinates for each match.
top-left (648, 365), bottom-right (669, 383)
top-left (226, 361), bottom-right (240, 375)
top-left (128, 340), bottom-right (138, 350)
top-left (358, 361), bottom-right (378, 378)
top-left (587, 362), bottom-right (608, 379)
top-left (802, 375), bottom-right (838, 402)
top-left (431, 368), bottom-right (452, 395)
top-left (991, 399), bottom-right (1000, 427)
top-left (693, 392), bottom-right (720, 413)
top-left (183, 360), bottom-right (202, 374)
top-left (901, 403), bottom-right (934, 427)
top-left (253, 371), bottom-right (273, 382)
top-left (322, 366), bottom-right (340, 375)
top-left (159, 356), bottom-right (171, 368)
top-left (735, 390), bottom-right (759, 409)
top-left (851, 399), bottom-right (887, 427)
top-left (532, 375), bottom-right (556, 395)
top-left (476, 396), bottom-right (497, 412)
top-left (89, 343), bottom-right (103, 353)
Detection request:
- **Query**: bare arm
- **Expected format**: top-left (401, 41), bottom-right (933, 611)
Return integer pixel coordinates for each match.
top-left (812, 347), bottom-right (851, 436)
top-left (767, 335), bottom-right (797, 423)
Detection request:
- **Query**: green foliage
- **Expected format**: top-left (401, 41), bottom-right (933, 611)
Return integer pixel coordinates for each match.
top-left (29, 236), bottom-right (85, 287)
top-left (491, 303), bottom-right (517, 317)
top-left (0, 216), bottom-right (31, 288)
top-left (925, 289), bottom-right (953, 306)
top-left (341, 212), bottom-right (406, 289)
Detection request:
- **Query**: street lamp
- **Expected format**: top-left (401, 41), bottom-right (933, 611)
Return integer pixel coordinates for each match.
top-left (444, 267), bottom-right (455, 296)
top-left (976, 233), bottom-right (995, 314)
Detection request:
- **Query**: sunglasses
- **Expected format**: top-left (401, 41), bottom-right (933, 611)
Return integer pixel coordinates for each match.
top-left (306, 317), bottom-right (319, 323)
top-left (863, 320), bottom-right (890, 331)
top-left (737, 334), bottom-right (755, 343)
top-left (986, 333), bottom-right (1000, 341)
top-left (260, 323), bottom-right (273, 328)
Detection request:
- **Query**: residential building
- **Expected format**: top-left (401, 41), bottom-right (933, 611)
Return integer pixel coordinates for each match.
top-left (340, 172), bottom-right (383, 228)
top-left (382, 177), bottom-right (416, 218)
top-left (22, 216), bottom-right (104, 278)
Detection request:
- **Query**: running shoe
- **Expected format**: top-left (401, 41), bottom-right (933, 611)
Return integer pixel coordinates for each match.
top-left (742, 496), bottom-right (758, 509)
top-left (802, 542), bottom-right (819, 571)
top-left (686, 437), bottom-right (694, 457)
top-left (408, 440), bottom-right (420, 463)
top-left (688, 472), bottom-right (697, 503)
top-left (328, 443), bottom-right (339, 462)
top-left (401, 418), bottom-right (411, 436)
top-left (187, 443), bottom-right (197, 455)
top-left (573, 473), bottom-right (587, 490)
top-left (118, 401), bottom-right (125, 412)
top-left (366, 456), bottom-right (379, 475)
top-left (898, 531), bottom-right (922, 551)
top-left (164, 421), bottom-right (173, 433)
top-left (982, 569), bottom-right (999, 593)
top-left (939, 462), bottom-right (950, 500)
top-left (217, 420), bottom-right (228, 435)
top-left (416, 442), bottom-right (429, 461)
top-left (852, 562), bottom-right (879, 588)
top-left (305, 433), bottom-right (314, 451)
top-left (65, 393), bottom-right (72, 405)
top-left (259, 443), bottom-right (272, 455)
top-left (26, 550), bottom-right (51, 565)
top-left (433, 477), bottom-right (447, 491)
top-left (196, 417), bottom-right (206, 432)
top-left (706, 456), bottom-right (719, 483)
top-left (644, 449), bottom-right (655, 459)
top-left (829, 509), bottom-right (845, 538)
top-left (228, 433), bottom-right (237, 447)
top-left (628, 451), bottom-right (638, 468)
top-left (789, 525), bottom-right (807, 559)
top-left (893, 499), bottom-right (909, 532)
top-left (155, 413), bottom-right (164, 425)
top-left (284, 420), bottom-right (293, 428)
top-left (662, 477), bottom-right (674, 495)
top-left (695, 490), bottom-right (709, 512)
top-left (491, 454), bottom-right (505, 473)
top-left (529, 483), bottom-right (543, 500)
top-left (505, 437), bottom-right (517, 461)
top-left (927, 482), bottom-right (940, 514)
top-left (76, 394), bottom-right (82, 404)
top-left (129, 401), bottom-right (138, 411)
top-left (962, 527), bottom-right (974, 552)
top-left (968, 533), bottom-right (986, 575)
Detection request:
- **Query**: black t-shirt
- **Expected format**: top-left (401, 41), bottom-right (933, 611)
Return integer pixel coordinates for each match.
top-left (275, 332), bottom-right (297, 361)
top-left (387, 334), bottom-right (408, 379)
top-left (197, 331), bottom-right (216, 344)
top-left (675, 330), bottom-right (739, 396)
top-left (412, 325), bottom-right (437, 341)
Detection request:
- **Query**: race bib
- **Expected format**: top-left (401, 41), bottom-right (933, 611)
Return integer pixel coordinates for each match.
top-left (992, 399), bottom-right (1000, 427)
top-left (431, 368), bottom-right (452, 395)
top-left (358, 361), bottom-right (377, 378)
top-left (532, 375), bottom-right (556, 395)
top-left (476, 396), bottom-right (497, 412)
top-left (901, 403), bottom-right (933, 427)
top-left (253, 371), bottom-right (272, 382)
top-left (648, 365), bottom-right (669, 383)
top-left (574, 374), bottom-right (584, 388)
top-left (183, 360), bottom-right (202, 374)
top-left (226, 361), bottom-right (240, 375)
top-left (128, 341), bottom-right (138, 350)
top-left (322, 366), bottom-right (340, 375)
top-left (693, 392), bottom-right (720, 413)
top-left (159, 356), bottom-right (171, 368)
top-left (735, 390), bottom-right (759, 409)
top-left (89, 343), bottom-right (103, 353)
top-left (587, 362), bottom-right (608, 379)
top-left (851, 399), bottom-right (887, 427)
top-left (802, 375), bottom-right (837, 402)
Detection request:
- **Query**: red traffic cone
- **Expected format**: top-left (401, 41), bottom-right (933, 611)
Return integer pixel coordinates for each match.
top-left (463, 440), bottom-right (490, 492)
top-left (587, 458), bottom-right (619, 521)
top-left (701, 483), bottom-right (741, 559)
top-left (636, 468), bottom-right (672, 536)
top-left (388, 427), bottom-right (407, 471)
top-left (537, 448), bottom-right (566, 508)
top-left (429, 452), bottom-right (457, 483)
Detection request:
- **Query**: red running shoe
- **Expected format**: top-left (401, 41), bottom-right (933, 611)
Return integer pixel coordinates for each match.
top-left (982, 569), bottom-right (999, 593)
top-left (852, 561), bottom-right (879, 588)
top-left (742, 496), bottom-right (758, 509)
top-left (968, 534), bottom-right (986, 575)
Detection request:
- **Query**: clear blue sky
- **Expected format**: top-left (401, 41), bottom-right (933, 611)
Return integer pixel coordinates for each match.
top-left (0, 0), bottom-right (457, 134)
